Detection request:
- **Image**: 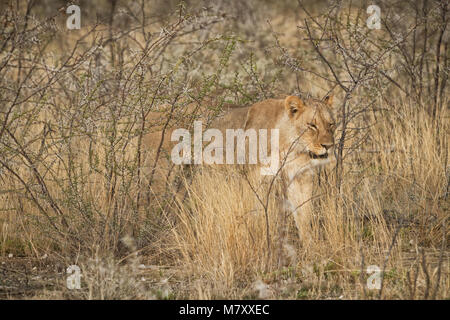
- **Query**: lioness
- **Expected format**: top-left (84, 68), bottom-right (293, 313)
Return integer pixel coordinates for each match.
top-left (143, 95), bottom-right (336, 245)
top-left (210, 95), bottom-right (336, 245)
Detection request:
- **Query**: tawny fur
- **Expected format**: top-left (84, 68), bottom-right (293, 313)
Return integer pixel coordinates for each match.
top-left (210, 95), bottom-right (336, 246)
top-left (143, 95), bottom-right (336, 246)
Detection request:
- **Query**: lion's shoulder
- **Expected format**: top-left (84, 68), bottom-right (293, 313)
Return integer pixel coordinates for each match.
top-left (210, 98), bottom-right (285, 132)
top-left (210, 105), bottom-right (250, 131)
top-left (244, 98), bottom-right (285, 130)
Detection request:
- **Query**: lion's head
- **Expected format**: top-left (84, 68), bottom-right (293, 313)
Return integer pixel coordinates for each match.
top-left (283, 95), bottom-right (336, 162)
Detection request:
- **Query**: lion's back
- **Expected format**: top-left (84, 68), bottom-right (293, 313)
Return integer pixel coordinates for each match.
top-left (210, 105), bottom-right (250, 132)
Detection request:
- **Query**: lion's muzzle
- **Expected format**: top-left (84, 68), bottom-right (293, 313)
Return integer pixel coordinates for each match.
top-left (308, 151), bottom-right (328, 159)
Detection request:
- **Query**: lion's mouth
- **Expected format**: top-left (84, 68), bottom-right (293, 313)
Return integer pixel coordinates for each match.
top-left (309, 151), bottom-right (328, 159)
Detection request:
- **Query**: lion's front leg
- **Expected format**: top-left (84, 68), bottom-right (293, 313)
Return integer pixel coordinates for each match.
top-left (284, 173), bottom-right (314, 247)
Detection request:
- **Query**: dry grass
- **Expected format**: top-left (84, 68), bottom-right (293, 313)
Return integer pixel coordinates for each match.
top-left (0, 0), bottom-right (448, 300)
top-left (165, 100), bottom-right (448, 299)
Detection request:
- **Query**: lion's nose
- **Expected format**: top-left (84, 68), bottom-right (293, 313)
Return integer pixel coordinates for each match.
top-left (321, 143), bottom-right (333, 150)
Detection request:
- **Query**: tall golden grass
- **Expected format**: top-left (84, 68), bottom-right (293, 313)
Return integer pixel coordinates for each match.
top-left (166, 100), bottom-right (448, 299)
top-left (0, 0), bottom-right (448, 300)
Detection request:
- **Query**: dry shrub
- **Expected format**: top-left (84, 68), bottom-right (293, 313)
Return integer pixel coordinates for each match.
top-left (0, 0), bottom-right (448, 300)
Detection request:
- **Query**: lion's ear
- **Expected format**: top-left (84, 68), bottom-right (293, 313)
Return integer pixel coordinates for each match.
top-left (284, 96), bottom-right (304, 118)
top-left (324, 95), bottom-right (334, 107)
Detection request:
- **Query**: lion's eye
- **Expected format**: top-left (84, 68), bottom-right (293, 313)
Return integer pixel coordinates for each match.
top-left (308, 123), bottom-right (317, 130)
